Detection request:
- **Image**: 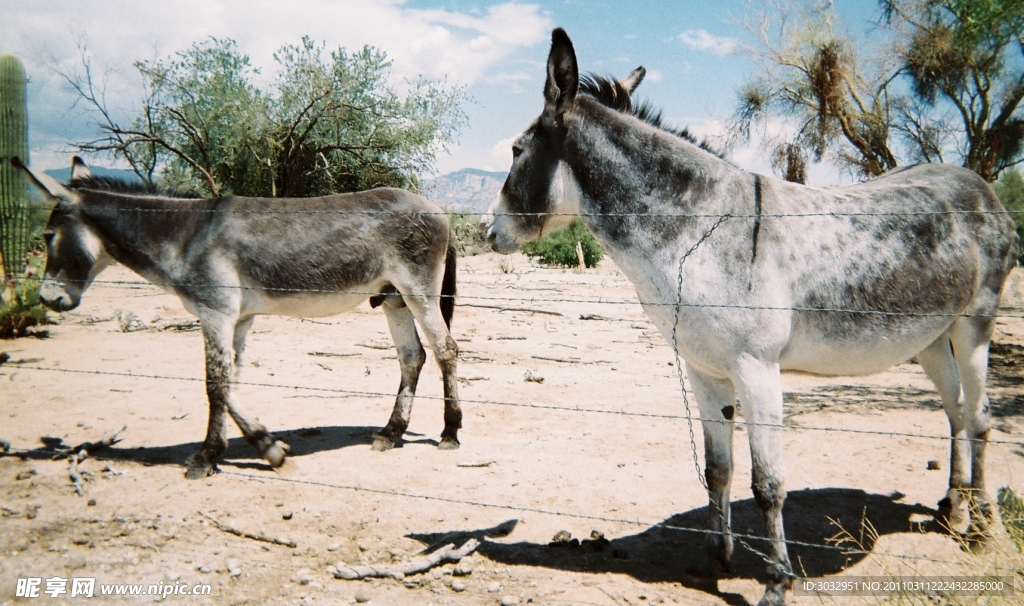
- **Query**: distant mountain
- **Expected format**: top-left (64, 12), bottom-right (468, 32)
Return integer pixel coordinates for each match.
top-left (422, 168), bottom-right (506, 213)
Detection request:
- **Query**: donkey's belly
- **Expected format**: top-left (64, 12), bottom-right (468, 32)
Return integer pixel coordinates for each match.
top-left (242, 292), bottom-right (369, 318)
top-left (780, 323), bottom-right (951, 376)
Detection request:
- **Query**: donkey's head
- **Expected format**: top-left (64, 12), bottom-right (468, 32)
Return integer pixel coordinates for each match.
top-left (479, 29), bottom-right (644, 253)
top-left (12, 156), bottom-right (113, 311)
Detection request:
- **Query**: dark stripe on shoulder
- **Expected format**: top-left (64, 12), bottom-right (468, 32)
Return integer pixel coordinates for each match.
top-left (751, 174), bottom-right (762, 264)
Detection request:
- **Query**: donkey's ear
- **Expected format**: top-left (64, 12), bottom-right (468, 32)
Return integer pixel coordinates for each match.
top-left (70, 156), bottom-right (92, 181)
top-left (10, 157), bottom-right (75, 202)
top-left (620, 66), bottom-right (646, 94)
top-left (544, 28), bottom-right (579, 118)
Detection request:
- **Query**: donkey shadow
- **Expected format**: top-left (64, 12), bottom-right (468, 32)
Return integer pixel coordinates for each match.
top-left (19, 425), bottom-right (439, 470)
top-left (408, 488), bottom-right (937, 606)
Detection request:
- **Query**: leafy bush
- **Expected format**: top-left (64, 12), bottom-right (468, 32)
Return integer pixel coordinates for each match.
top-left (521, 220), bottom-right (604, 268)
top-left (448, 211), bottom-right (485, 255)
top-left (1, 251), bottom-right (50, 339)
top-left (994, 168), bottom-right (1024, 263)
top-left (997, 486), bottom-right (1024, 553)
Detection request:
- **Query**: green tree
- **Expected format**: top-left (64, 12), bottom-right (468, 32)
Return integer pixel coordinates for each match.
top-left (882, 0), bottom-right (1024, 181)
top-left (994, 167), bottom-right (1024, 260)
top-left (733, 0), bottom-right (1024, 182)
top-left (68, 37), bottom-right (465, 197)
top-left (732, 3), bottom-right (900, 180)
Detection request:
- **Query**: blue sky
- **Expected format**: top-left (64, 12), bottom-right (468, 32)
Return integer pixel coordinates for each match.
top-left (2, 0), bottom-right (887, 185)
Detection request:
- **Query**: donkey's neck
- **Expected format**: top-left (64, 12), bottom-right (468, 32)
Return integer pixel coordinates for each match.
top-left (79, 191), bottom-right (212, 283)
top-left (565, 100), bottom-right (746, 253)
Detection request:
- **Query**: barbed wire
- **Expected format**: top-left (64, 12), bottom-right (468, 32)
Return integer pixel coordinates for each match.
top-left (21, 202), bottom-right (1024, 218)
top-left (0, 444), bottom-right (962, 567)
top-left (7, 201), bottom-right (1022, 578)
top-left (210, 470), bottom-right (962, 567)
top-left (5, 364), bottom-right (1022, 448)
top-left (10, 276), bottom-right (1024, 320)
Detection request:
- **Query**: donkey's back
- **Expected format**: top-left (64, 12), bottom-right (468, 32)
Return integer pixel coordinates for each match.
top-left (191, 188), bottom-right (451, 319)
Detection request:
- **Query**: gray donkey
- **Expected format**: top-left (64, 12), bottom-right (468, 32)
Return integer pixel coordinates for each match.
top-left (15, 156), bottom-right (461, 479)
top-left (480, 29), bottom-right (1018, 606)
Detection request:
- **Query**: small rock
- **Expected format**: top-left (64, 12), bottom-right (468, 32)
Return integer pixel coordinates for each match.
top-left (501, 597), bottom-right (520, 606)
top-left (292, 569), bottom-right (312, 585)
top-left (488, 582), bottom-right (501, 593)
top-left (357, 543), bottom-right (369, 552)
top-left (282, 511), bottom-right (294, 520)
top-left (131, 557), bottom-right (140, 566)
top-left (523, 370), bottom-right (544, 383)
top-left (327, 541), bottom-right (341, 552)
top-left (927, 460), bottom-right (941, 470)
top-left (164, 570), bottom-right (180, 582)
top-left (226, 560), bottom-right (242, 577)
top-left (87, 499), bottom-right (97, 507)
top-left (551, 530), bottom-right (572, 543)
top-left (451, 580), bottom-right (467, 592)
top-left (453, 559), bottom-right (474, 576)
top-left (354, 588), bottom-right (371, 603)
top-left (197, 564), bottom-right (213, 573)
top-left (431, 568), bottom-right (444, 580)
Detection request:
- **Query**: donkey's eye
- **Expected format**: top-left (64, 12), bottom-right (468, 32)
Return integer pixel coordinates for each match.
top-left (43, 231), bottom-right (55, 244)
top-left (512, 145), bottom-right (523, 159)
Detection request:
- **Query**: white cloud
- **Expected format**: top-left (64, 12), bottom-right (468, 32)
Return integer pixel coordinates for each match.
top-left (676, 29), bottom-right (738, 56)
top-left (658, 117), bottom-right (852, 187)
top-left (485, 70), bottom-right (533, 93)
top-left (490, 134), bottom-right (519, 169)
top-left (646, 69), bottom-right (663, 83)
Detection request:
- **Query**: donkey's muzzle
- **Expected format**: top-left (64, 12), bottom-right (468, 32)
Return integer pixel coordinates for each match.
top-left (39, 280), bottom-right (78, 312)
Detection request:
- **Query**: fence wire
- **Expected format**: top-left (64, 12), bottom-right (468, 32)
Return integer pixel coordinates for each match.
top-left (3, 203), bottom-right (1022, 581)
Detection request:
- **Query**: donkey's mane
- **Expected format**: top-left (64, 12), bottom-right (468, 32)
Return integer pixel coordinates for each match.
top-left (578, 73), bottom-right (726, 160)
top-left (70, 174), bottom-right (201, 199)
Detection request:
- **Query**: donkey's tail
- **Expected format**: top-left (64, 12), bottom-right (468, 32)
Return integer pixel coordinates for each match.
top-left (441, 239), bottom-right (457, 329)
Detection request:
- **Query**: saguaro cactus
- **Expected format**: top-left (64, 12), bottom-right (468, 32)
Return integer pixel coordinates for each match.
top-left (0, 53), bottom-right (29, 278)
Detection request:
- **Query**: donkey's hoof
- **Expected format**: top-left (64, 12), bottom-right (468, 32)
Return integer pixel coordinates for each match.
top-left (263, 441), bottom-right (290, 468)
top-left (371, 435), bottom-right (396, 452)
top-left (755, 591), bottom-right (787, 606)
top-left (438, 437), bottom-right (460, 450)
top-left (184, 453), bottom-right (216, 480)
top-left (756, 580), bottom-right (791, 606)
top-left (935, 497), bottom-right (969, 533)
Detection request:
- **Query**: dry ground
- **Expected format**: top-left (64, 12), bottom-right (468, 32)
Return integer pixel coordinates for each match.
top-left (1, 255), bottom-right (1023, 606)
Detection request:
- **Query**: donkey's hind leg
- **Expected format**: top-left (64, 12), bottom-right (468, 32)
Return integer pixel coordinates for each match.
top-left (949, 317), bottom-right (997, 543)
top-left (400, 294), bottom-right (461, 450)
top-left (372, 300), bottom-right (427, 451)
top-left (916, 333), bottom-right (970, 532)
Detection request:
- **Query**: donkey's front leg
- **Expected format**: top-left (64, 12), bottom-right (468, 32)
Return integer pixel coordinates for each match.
top-left (734, 356), bottom-right (793, 606)
top-left (185, 314), bottom-right (288, 479)
top-left (373, 303), bottom-right (426, 451)
top-left (687, 366), bottom-right (737, 576)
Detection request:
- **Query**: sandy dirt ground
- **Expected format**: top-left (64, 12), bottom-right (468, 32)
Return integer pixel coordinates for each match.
top-left (1, 254), bottom-right (1023, 606)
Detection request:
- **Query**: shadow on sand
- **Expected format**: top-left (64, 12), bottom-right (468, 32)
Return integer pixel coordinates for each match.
top-left (11, 425), bottom-right (440, 471)
top-left (408, 488), bottom-right (939, 606)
